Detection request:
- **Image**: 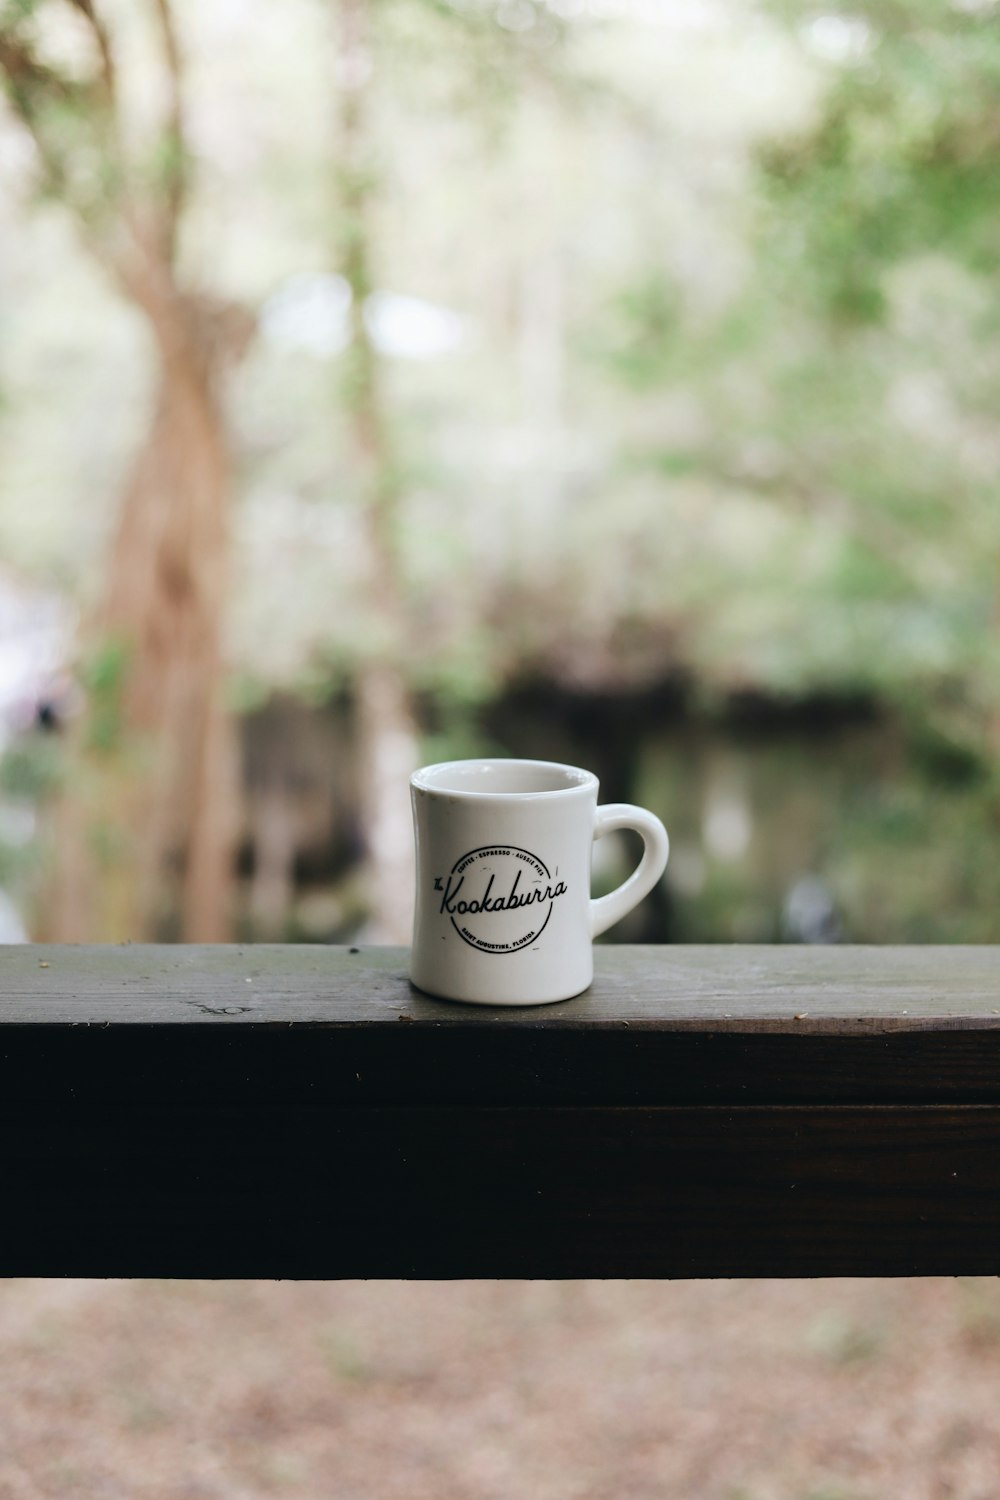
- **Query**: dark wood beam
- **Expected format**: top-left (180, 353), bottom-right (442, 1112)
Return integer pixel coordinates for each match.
top-left (4, 945), bottom-right (1000, 1277)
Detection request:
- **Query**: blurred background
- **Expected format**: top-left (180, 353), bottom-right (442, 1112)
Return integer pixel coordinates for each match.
top-left (5, 5), bottom-right (1000, 1499)
top-left (3, 0), bottom-right (999, 948)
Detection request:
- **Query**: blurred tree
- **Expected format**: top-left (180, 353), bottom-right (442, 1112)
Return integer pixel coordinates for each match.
top-left (334, 0), bottom-right (420, 941)
top-left (588, 1), bottom-right (1000, 760)
top-left (762, 0), bottom-right (1000, 322)
top-left (329, 0), bottom-right (572, 938)
top-left (755, 0), bottom-right (1000, 755)
top-left (0, 0), bottom-right (252, 939)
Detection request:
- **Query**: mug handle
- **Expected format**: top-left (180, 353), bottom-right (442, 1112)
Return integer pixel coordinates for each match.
top-left (589, 804), bottom-right (670, 939)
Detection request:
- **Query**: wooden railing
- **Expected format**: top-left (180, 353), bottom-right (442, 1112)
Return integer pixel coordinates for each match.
top-left (5, 944), bottom-right (1000, 1277)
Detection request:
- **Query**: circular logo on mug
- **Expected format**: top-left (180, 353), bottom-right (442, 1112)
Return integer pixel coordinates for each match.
top-left (435, 845), bottom-right (568, 953)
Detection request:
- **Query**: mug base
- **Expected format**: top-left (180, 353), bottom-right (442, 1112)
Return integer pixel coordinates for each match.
top-left (409, 976), bottom-right (591, 1007)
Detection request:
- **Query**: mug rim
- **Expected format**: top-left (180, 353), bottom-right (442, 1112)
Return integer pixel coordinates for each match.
top-left (411, 757), bottom-right (598, 800)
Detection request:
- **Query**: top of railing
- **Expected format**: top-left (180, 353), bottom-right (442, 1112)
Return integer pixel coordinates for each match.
top-left (6, 942), bottom-right (1000, 1029)
top-left (5, 944), bottom-right (1000, 1276)
top-left (6, 942), bottom-right (1000, 1110)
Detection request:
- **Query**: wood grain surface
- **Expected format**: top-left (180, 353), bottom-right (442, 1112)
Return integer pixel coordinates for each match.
top-left (3, 944), bottom-right (1000, 1277)
top-left (5, 942), bottom-right (1000, 1026)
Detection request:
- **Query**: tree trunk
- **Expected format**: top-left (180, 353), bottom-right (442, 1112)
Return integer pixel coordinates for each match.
top-left (248, 782), bottom-right (297, 939)
top-left (355, 662), bottom-right (421, 942)
top-left (44, 290), bottom-right (243, 942)
top-left (336, 0), bottom-right (420, 943)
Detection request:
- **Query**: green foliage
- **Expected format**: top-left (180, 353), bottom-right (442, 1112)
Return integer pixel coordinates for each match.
top-left (0, 731), bottom-right (60, 902)
top-left (761, 6), bottom-right (1000, 323)
top-left (0, 730), bottom-right (61, 800)
top-left (595, 275), bottom-right (684, 388)
top-left (3, 0), bottom-right (1000, 941)
top-left (3, 0), bottom-right (995, 726)
top-left (569, 0), bottom-right (1000, 745)
top-left (382, 0), bottom-right (575, 122)
top-left (81, 636), bottom-right (130, 755)
top-left (0, 0), bottom-right (121, 223)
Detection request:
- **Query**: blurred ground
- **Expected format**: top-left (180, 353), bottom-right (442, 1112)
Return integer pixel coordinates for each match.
top-left (2, 1278), bottom-right (1000, 1499)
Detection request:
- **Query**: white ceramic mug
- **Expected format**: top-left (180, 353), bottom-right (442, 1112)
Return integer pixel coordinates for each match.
top-left (409, 758), bottom-right (669, 1006)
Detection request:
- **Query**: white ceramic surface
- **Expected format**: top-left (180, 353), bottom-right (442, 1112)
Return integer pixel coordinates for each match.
top-left (409, 758), bottom-right (669, 1006)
